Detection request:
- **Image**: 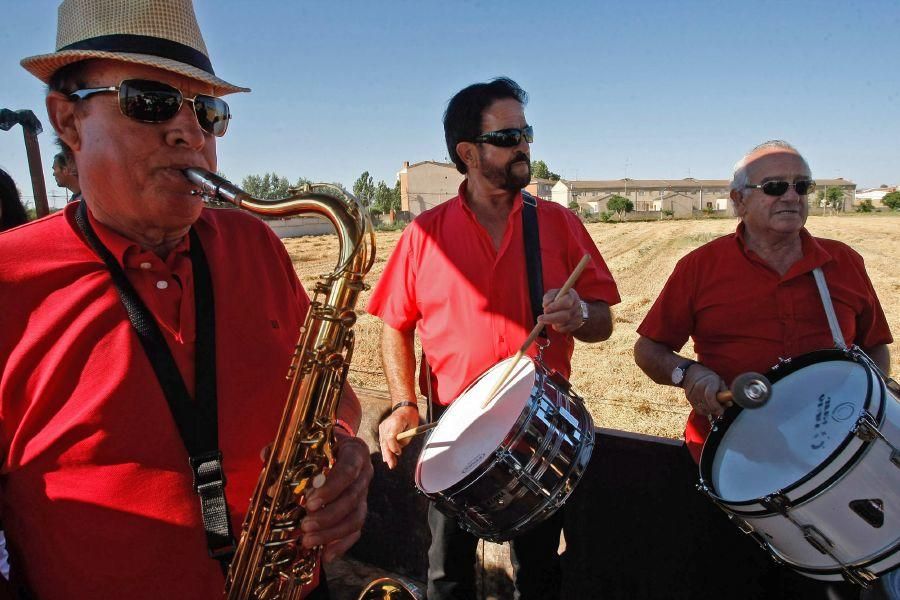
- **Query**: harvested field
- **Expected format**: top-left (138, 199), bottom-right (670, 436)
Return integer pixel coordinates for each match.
top-left (283, 214), bottom-right (900, 440)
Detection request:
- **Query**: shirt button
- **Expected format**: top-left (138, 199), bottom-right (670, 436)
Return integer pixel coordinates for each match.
top-left (156, 280), bottom-right (169, 290)
top-left (140, 262), bottom-right (152, 270)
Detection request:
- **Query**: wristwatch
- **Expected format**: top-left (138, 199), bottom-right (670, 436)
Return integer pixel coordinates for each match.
top-left (575, 300), bottom-right (589, 329)
top-left (671, 359), bottom-right (697, 387)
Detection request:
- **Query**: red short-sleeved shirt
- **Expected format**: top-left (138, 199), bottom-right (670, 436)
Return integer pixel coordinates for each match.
top-left (0, 203), bottom-right (314, 600)
top-left (367, 182), bottom-right (620, 405)
top-left (637, 224), bottom-right (893, 462)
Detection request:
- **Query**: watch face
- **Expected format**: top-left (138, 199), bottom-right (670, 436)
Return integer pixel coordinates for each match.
top-left (672, 366), bottom-right (685, 385)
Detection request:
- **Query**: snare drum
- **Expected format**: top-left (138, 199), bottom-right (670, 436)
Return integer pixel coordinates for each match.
top-left (699, 349), bottom-right (900, 585)
top-left (415, 355), bottom-right (594, 542)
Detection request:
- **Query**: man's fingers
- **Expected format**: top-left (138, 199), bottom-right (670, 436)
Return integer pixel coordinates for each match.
top-left (323, 531), bottom-right (363, 563)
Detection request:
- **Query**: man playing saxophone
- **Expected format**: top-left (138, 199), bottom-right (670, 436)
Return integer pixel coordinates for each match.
top-left (0, 1), bottom-right (372, 599)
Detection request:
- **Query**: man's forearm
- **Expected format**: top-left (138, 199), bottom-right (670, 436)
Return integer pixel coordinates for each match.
top-left (381, 325), bottom-right (418, 405)
top-left (634, 335), bottom-right (687, 386)
top-left (865, 344), bottom-right (891, 376)
top-left (336, 385), bottom-right (362, 433)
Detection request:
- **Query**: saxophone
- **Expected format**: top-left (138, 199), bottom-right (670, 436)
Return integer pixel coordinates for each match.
top-left (184, 168), bottom-right (376, 600)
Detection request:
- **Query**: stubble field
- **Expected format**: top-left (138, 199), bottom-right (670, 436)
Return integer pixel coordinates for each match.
top-left (283, 214), bottom-right (900, 440)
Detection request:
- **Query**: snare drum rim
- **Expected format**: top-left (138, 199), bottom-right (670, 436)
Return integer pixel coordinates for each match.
top-left (699, 348), bottom-right (884, 514)
top-left (414, 356), bottom-right (542, 498)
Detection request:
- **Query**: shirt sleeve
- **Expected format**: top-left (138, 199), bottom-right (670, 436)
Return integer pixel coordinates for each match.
top-left (564, 211), bottom-right (621, 306)
top-left (851, 253), bottom-right (893, 349)
top-left (365, 225), bottom-right (421, 331)
top-left (636, 256), bottom-right (696, 352)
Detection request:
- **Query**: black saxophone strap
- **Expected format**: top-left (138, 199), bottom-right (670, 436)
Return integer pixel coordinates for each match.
top-left (74, 201), bottom-right (235, 571)
top-left (521, 191), bottom-right (546, 335)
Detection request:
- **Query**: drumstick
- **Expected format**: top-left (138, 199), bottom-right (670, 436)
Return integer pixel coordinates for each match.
top-left (396, 421), bottom-right (438, 441)
top-left (479, 254), bottom-right (591, 410)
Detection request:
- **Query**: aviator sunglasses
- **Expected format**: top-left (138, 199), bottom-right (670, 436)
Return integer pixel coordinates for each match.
top-left (745, 179), bottom-right (816, 197)
top-left (69, 79), bottom-right (231, 137)
top-left (473, 125), bottom-right (534, 147)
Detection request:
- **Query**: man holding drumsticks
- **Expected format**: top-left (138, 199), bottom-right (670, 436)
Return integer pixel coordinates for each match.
top-left (633, 140), bottom-right (893, 599)
top-left (367, 77), bottom-right (620, 600)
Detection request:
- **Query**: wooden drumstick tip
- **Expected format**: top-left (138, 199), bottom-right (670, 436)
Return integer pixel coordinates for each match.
top-left (395, 421), bottom-right (438, 441)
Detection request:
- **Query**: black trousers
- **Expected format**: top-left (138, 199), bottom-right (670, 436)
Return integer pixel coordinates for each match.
top-left (426, 502), bottom-right (563, 600)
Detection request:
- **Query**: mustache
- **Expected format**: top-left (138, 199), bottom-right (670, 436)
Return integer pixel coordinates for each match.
top-left (508, 153), bottom-right (530, 168)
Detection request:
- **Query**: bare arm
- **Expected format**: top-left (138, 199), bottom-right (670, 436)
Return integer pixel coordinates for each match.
top-left (336, 384), bottom-right (361, 434)
top-left (377, 324), bottom-right (420, 469)
top-left (864, 343), bottom-right (891, 376)
top-left (539, 289), bottom-right (613, 343)
top-left (633, 335), bottom-right (729, 417)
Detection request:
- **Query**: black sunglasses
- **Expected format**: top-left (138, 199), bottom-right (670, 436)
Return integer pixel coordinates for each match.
top-left (69, 79), bottom-right (231, 137)
top-left (745, 179), bottom-right (816, 197)
top-left (473, 125), bottom-right (534, 147)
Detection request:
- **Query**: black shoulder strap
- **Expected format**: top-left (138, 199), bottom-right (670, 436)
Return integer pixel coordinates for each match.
top-left (521, 191), bottom-right (545, 329)
top-left (73, 201), bottom-right (235, 571)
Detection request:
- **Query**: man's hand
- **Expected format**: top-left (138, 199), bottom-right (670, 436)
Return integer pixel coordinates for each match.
top-left (538, 288), bottom-right (583, 333)
top-left (378, 406), bottom-right (420, 470)
top-left (683, 364), bottom-right (729, 417)
top-left (300, 433), bottom-right (374, 563)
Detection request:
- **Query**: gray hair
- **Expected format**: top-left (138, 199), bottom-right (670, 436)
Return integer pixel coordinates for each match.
top-left (730, 140), bottom-right (810, 192)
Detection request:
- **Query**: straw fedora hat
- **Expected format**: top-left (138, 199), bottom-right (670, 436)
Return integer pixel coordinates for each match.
top-left (21, 0), bottom-right (249, 96)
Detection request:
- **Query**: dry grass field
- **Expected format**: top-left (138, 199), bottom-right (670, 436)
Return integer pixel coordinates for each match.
top-left (283, 214), bottom-right (900, 441)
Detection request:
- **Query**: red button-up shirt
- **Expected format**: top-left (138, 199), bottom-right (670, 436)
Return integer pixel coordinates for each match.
top-left (367, 182), bottom-right (620, 405)
top-left (637, 224), bottom-right (892, 461)
top-left (0, 203), bottom-right (313, 599)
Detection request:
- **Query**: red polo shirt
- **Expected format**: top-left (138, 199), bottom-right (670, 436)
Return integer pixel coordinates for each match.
top-left (0, 202), bottom-right (314, 599)
top-left (637, 224), bottom-right (892, 462)
top-left (367, 182), bottom-right (620, 405)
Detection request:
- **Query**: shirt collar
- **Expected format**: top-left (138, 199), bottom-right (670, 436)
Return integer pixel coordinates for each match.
top-left (456, 179), bottom-right (524, 220)
top-left (734, 221), bottom-right (833, 278)
top-left (68, 201), bottom-right (191, 269)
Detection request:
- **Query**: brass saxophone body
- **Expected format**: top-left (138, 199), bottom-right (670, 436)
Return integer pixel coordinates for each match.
top-left (185, 168), bottom-right (376, 600)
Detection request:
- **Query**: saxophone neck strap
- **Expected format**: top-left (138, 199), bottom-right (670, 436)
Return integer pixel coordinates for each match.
top-left (74, 200), bottom-right (235, 570)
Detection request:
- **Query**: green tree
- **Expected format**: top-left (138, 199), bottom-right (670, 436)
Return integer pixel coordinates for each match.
top-left (855, 199), bottom-right (875, 213)
top-left (825, 187), bottom-right (845, 212)
top-left (352, 171), bottom-right (376, 207)
top-left (882, 191), bottom-right (900, 210)
top-left (241, 172), bottom-right (291, 199)
top-left (606, 195), bottom-right (633, 221)
top-left (568, 199), bottom-right (581, 215)
top-left (372, 180), bottom-right (400, 215)
top-left (531, 160), bottom-right (560, 181)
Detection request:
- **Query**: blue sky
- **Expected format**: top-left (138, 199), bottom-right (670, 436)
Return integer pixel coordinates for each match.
top-left (1, 0), bottom-right (898, 209)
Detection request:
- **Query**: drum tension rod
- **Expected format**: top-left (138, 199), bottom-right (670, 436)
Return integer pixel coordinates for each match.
top-left (852, 412), bottom-right (881, 443)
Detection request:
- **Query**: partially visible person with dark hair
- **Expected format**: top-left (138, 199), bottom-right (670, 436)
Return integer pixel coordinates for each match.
top-left (51, 150), bottom-right (81, 202)
top-left (0, 169), bottom-right (29, 231)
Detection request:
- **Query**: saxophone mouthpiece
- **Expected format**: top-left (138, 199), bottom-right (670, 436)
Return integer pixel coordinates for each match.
top-left (184, 168), bottom-right (249, 208)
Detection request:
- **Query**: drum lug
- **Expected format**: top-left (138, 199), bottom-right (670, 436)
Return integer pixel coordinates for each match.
top-left (852, 412), bottom-right (880, 443)
top-left (731, 515), bottom-right (755, 535)
top-left (801, 524), bottom-right (835, 555)
top-left (761, 492), bottom-right (791, 515)
top-left (842, 566), bottom-right (877, 588)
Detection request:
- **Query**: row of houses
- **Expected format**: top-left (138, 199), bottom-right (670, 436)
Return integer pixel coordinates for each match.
top-left (397, 161), bottom-right (862, 220)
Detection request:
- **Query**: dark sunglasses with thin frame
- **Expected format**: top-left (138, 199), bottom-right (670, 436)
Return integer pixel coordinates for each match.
top-left (473, 125), bottom-right (534, 147)
top-left (69, 79), bottom-right (231, 137)
top-left (745, 180), bottom-right (816, 197)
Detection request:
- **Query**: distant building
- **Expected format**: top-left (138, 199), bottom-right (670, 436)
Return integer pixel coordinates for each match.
top-left (854, 185), bottom-right (896, 209)
top-left (551, 177), bottom-right (857, 216)
top-left (399, 161), bottom-right (464, 219)
top-left (552, 179), bottom-right (732, 218)
top-left (525, 177), bottom-right (555, 200)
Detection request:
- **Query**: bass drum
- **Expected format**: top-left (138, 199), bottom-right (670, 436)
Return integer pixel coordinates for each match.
top-left (415, 355), bottom-right (594, 542)
top-left (699, 349), bottom-right (900, 585)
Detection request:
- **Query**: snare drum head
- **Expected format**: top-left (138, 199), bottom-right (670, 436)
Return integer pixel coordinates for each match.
top-left (417, 356), bottom-right (535, 495)
top-left (711, 358), bottom-right (870, 502)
